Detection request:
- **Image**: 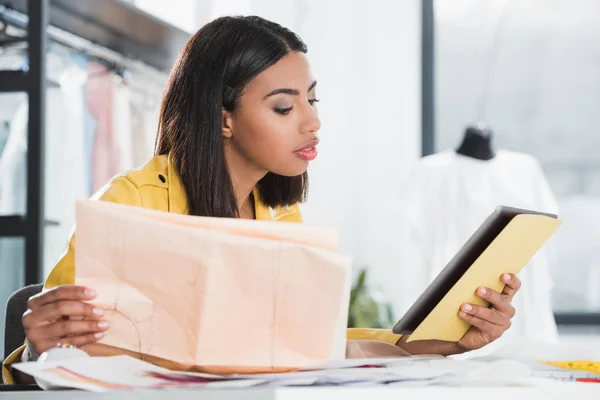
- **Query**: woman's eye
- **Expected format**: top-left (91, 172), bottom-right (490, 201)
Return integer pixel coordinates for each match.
top-left (274, 107), bottom-right (293, 115)
top-left (309, 98), bottom-right (320, 106)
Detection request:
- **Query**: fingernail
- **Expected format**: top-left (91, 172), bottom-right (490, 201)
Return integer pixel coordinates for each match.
top-left (85, 288), bottom-right (96, 297)
top-left (463, 304), bottom-right (473, 312)
top-left (459, 311), bottom-right (468, 318)
top-left (92, 308), bottom-right (104, 316)
top-left (94, 332), bottom-right (105, 339)
top-left (98, 321), bottom-right (109, 329)
top-left (479, 287), bottom-right (487, 296)
top-left (504, 274), bottom-right (512, 281)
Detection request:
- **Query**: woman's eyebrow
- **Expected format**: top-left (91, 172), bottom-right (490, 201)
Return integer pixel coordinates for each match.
top-left (263, 80), bottom-right (317, 99)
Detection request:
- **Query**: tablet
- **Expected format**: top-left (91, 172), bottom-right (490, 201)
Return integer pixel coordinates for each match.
top-left (392, 205), bottom-right (558, 336)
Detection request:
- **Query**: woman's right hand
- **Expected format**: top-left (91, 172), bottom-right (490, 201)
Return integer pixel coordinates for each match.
top-left (22, 285), bottom-right (109, 359)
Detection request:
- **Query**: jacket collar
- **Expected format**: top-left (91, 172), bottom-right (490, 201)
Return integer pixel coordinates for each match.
top-left (165, 154), bottom-right (297, 221)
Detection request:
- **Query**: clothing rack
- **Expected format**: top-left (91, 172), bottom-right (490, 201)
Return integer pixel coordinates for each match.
top-left (0, 0), bottom-right (189, 285)
top-left (0, 3), bottom-right (173, 83)
top-left (0, 0), bottom-right (46, 286)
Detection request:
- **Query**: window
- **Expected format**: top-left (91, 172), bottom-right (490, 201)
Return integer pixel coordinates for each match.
top-left (0, 238), bottom-right (24, 359)
top-left (124, 0), bottom-right (200, 33)
top-left (434, 0), bottom-right (600, 320)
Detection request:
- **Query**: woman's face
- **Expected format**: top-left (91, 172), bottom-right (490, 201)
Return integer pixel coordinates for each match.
top-left (223, 51), bottom-right (321, 177)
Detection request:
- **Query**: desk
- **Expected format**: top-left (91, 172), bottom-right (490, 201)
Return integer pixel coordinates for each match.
top-left (5, 383), bottom-right (600, 400)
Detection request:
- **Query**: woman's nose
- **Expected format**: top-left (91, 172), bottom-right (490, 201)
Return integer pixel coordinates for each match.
top-left (301, 106), bottom-right (321, 134)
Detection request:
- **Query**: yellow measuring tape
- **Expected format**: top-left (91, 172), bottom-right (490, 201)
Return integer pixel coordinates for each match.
top-left (540, 361), bottom-right (600, 375)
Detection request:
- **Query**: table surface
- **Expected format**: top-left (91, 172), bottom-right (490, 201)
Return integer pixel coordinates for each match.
top-left (4, 382), bottom-right (600, 400)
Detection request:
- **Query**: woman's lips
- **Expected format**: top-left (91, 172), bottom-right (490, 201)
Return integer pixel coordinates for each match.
top-left (294, 139), bottom-right (319, 161)
top-left (294, 146), bottom-right (318, 161)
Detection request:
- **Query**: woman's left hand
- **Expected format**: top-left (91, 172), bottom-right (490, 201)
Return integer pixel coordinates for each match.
top-left (456, 273), bottom-right (521, 352)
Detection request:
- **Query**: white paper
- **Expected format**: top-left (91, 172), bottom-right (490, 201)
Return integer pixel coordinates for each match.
top-left (13, 356), bottom-right (265, 392)
top-left (465, 338), bottom-right (600, 382)
top-left (298, 355), bottom-right (443, 371)
top-left (13, 352), bottom-right (540, 391)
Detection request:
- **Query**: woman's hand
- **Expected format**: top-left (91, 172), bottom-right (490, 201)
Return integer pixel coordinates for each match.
top-left (22, 285), bottom-right (109, 359)
top-left (395, 273), bottom-right (521, 356)
top-left (456, 273), bottom-right (521, 352)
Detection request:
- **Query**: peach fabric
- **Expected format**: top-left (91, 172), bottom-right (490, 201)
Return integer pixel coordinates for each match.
top-left (86, 63), bottom-right (118, 192)
top-left (74, 200), bottom-right (352, 374)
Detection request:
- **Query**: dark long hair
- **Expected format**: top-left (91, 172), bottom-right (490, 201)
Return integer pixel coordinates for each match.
top-left (155, 16), bottom-right (309, 217)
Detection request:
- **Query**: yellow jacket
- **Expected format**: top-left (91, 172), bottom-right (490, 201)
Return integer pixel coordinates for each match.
top-left (2, 154), bottom-right (401, 384)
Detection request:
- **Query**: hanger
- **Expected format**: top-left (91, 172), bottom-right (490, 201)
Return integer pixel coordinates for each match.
top-left (456, 121), bottom-right (496, 161)
top-left (86, 55), bottom-right (128, 85)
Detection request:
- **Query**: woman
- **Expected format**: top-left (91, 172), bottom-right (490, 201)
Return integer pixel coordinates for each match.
top-left (3, 16), bottom-right (519, 384)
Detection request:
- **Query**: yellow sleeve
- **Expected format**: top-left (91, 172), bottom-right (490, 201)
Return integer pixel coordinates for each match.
top-left (347, 328), bottom-right (403, 345)
top-left (1, 177), bottom-right (142, 384)
top-left (1, 348), bottom-right (22, 384)
top-left (45, 176), bottom-right (143, 289)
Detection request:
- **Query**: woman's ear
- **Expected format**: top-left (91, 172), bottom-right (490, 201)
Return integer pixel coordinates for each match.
top-left (222, 108), bottom-right (234, 139)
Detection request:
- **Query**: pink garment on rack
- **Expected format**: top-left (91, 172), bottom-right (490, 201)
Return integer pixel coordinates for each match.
top-left (86, 63), bottom-right (118, 192)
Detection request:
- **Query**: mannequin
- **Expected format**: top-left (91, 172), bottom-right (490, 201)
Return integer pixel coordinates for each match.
top-left (456, 122), bottom-right (496, 161)
top-left (397, 124), bottom-right (560, 351)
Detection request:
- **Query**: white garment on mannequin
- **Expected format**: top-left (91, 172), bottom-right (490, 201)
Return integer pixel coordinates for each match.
top-left (396, 149), bottom-right (559, 354)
